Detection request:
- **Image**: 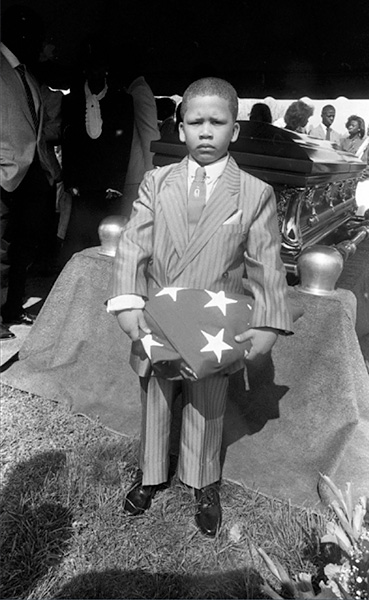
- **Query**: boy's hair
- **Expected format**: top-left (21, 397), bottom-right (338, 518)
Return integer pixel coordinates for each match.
top-left (181, 77), bottom-right (239, 122)
top-left (321, 104), bottom-right (335, 115)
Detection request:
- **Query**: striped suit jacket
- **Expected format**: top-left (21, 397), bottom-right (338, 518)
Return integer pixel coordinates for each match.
top-left (110, 155), bottom-right (293, 374)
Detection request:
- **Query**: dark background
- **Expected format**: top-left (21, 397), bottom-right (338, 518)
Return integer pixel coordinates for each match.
top-left (2, 0), bottom-right (369, 98)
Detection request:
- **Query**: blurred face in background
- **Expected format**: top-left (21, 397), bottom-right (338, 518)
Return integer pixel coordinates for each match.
top-left (347, 119), bottom-right (360, 138)
top-left (322, 108), bottom-right (336, 128)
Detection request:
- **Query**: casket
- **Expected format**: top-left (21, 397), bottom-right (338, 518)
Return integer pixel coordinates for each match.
top-left (151, 122), bottom-right (367, 275)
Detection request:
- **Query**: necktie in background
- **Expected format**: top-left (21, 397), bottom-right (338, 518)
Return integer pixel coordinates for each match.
top-left (188, 166), bottom-right (206, 237)
top-left (16, 64), bottom-right (39, 131)
top-left (325, 127), bottom-right (331, 140)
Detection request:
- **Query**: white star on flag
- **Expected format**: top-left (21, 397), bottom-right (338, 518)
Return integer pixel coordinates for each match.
top-left (155, 287), bottom-right (186, 301)
top-left (141, 334), bottom-right (164, 359)
top-left (203, 290), bottom-right (238, 316)
top-left (200, 328), bottom-right (233, 363)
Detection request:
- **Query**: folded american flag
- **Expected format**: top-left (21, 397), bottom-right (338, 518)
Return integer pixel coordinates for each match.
top-left (139, 287), bottom-right (254, 380)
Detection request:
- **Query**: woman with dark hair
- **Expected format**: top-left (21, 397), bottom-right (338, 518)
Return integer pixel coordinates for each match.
top-left (249, 102), bottom-right (272, 123)
top-left (340, 115), bottom-right (366, 154)
top-left (284, 100), bottom-right (314, 133)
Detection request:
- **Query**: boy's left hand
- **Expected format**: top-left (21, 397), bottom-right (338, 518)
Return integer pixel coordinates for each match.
top-left (235, 327), bottom-right (278, 362)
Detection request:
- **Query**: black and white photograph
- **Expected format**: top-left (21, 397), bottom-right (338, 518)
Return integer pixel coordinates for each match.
top-left (1, 1), bottom-right (369, 598)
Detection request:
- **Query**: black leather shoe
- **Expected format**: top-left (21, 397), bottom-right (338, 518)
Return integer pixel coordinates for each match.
top-left (0, 324), bottom-right (16, 340)
top-left (124, 470), bottom-right (158, 516)
top-left (2, 311), bottom-right (35, 326)
top-left (195, 483), bottom-right (222, 537)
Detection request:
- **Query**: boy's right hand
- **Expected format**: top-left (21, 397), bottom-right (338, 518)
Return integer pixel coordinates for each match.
top-left (116, 309), bottom-right (151, 341)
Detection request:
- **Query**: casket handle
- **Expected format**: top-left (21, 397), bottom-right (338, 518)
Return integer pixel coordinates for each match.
top-left (323, 183), bottom-right (335, 210)
top-left (334, 225), bottom-right (369, 261)
top-left (305, 185), bottom-right (320, 227)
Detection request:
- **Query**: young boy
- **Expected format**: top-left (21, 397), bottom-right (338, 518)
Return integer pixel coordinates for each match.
top-left (107, 77), bottom-right (293, 537)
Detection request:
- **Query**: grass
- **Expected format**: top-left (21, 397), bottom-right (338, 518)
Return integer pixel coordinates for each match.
top-left (0, 383), bottom-right (330, 599)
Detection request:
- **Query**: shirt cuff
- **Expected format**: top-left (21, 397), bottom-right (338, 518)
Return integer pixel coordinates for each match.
top-left (107, 294), bottom-right (145, 313)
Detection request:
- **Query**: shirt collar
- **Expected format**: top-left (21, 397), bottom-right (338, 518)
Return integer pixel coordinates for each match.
top-left (84, 79), bottom-right (108, 101)
top-left (188, 154), bottom-right (229, 182)
top-left (0, 42), bottom-right (20, 68)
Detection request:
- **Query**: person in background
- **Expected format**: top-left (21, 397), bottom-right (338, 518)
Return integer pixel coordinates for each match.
top-left (249, 102), bottom-right (272, 124)
top-left (159, 101), bottom-right (183, 138)
top-left (284, 100), bottom-right (314, 133)
top-left (122, 69), bottom-right (160, 210)
top-left (34, 38), bottom-right (68, 269)
top-left (340, 115), bottom-right (366, 155)
top-left (0, 5), bottom-right (57, 338)
top-left (355, 125), bottom-right (369, 217)
top-left (308, 105), bottom-right (341, 144)
top-left (156, 97), bottom-right (177, 132)
top-left (175, 102), bottom-right (183, 130)
top-left (33, 83), bottom-right (63, 274)
top-left (107, 77), bottom-right (293, 538)
top-left (60, 42), bottom-right (135, 265)
top-left (356, 125), bottom-right (369, 163)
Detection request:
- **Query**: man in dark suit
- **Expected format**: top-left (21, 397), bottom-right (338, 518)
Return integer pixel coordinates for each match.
top-left (59, 42), bottom-right (135, 266)
top-left (0, 6), bottom-right (56, 338)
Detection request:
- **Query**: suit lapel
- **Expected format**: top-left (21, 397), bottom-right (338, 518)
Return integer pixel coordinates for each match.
top-left (30, 71), bottom-right (42, 137)
top-left (158, 157), bottom-right (189, 257)
top-left (3, 56), bottom-right (38, 132)
top-left (172, 156), bottom-right (241, 277)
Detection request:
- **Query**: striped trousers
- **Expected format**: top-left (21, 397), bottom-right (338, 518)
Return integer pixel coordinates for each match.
top-left (139, 374), bottom-right (229, 489)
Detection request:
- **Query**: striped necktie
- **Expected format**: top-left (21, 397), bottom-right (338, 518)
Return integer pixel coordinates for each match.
top-left (16, 64), bottom-right (39, 131)
top-left (188, 166), bottom-right (206, 237)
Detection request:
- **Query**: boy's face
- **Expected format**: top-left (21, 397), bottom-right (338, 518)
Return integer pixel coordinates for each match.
top-left (179, 95), bottom-right (240, 166)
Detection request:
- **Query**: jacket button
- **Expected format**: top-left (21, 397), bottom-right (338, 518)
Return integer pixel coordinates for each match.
top-left (222, 271), bottom-right (229, 279)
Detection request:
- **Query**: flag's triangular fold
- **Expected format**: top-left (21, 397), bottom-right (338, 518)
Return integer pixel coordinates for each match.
top-left (139, 288), bottom-right (254, 380)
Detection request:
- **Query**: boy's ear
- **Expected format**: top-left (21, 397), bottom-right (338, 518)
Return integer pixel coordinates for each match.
top-left (231, 122), bottom-right (240, 143)
top-left (178, 122), bottom-right (186, 143)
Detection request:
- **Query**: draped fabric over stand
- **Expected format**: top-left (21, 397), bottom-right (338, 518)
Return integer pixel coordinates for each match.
top-left (3, 247), bottom-right (369, 507)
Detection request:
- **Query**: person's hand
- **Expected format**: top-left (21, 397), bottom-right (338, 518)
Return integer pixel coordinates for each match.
top-left (116, 309), bottom-right (151, 341)
top-left (235, 327), bottom-right (279, 362)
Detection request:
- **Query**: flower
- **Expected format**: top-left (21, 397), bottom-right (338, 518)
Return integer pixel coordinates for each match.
top-left (258, 547), bottom-right (338, 599)
top-left (319, 474), bottom-right (369, 600)
top-left (259, 476), bottom-right (368, 600)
